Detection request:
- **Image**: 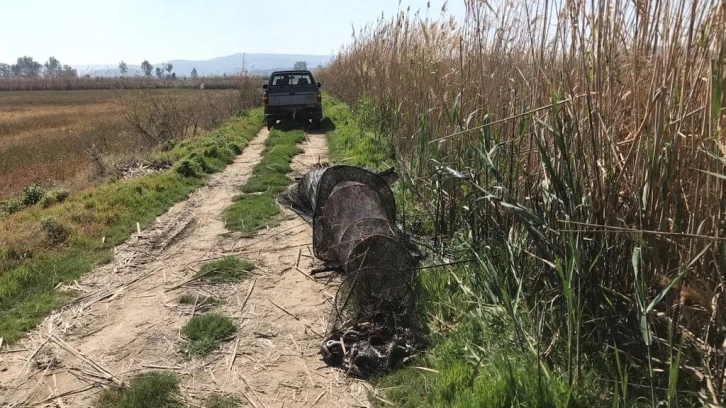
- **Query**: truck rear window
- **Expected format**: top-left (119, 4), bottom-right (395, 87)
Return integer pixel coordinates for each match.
top-left (270, 74), bottom-right (314, 87)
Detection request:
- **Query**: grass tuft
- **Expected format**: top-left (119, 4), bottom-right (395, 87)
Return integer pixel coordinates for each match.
top-left (205, 394), bottom-right (243, 408)
top-left (181, 313), bottom-right (236, 358)
top-left (225, 194), bottom-right (281, 235)
top-left (196, 256), bottom-right (255, 283)
top-left (39, 216), bottom-right (69, 244)
top-left (39, 188), bottom-right (70, 208)
top-left (174, 159), bottom-right (203, 178)
top-left (178, 294), bottom-right (224, 306)
top-left (97, 371), bottom-right (184, 408)
top-left (21, 184), bottom-right (46, 206)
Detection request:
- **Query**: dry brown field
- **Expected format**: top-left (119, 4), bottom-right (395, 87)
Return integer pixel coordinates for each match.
top-left (0, 88), bottom-right (254, 199)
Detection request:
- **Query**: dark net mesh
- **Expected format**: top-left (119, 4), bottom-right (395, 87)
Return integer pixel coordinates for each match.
top-left (278, 164), bottom-right (422, 378)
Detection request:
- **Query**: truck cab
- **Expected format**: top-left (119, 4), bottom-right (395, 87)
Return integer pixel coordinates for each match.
top-left (263, 70), bottom-right (322, 129)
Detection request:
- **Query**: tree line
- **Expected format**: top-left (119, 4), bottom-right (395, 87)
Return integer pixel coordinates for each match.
top-left (1, 55), bottom-right (311, 81)
top-left (0, 56), bottom-right (201, 80)
top-left (0, 56), bottom-right (77, 78)
top-left (122, 60), bottom-right (199, 80)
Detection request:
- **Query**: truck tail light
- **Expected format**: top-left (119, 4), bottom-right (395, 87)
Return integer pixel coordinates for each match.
top-left (263, 92), bottom-right (268, 104)
top-left (317, 91), bottom-right (322, 102)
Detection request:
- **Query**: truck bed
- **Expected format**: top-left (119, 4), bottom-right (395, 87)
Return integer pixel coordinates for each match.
top-left (267, 86), bottom-right (318, 107)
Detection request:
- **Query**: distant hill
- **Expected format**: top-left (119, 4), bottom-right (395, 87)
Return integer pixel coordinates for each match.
top-left (74, 53), bottom-right (334, 78)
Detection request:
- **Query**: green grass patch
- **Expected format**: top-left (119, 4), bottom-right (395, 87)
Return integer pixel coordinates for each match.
top-left (196, 256), bottom-right (255, 283)
top-left (224, 127), bottom-right (306, 235)
top-left (97, 371), bottom-right (185, 408)
top-left (225, 194), bottom-right (281, 235)
top-left (206, 395), bottom-right (243, 408)
top-left (241, 128), bottom-right (306, 194)
top-left (178, 294), bottom-right (224, 306)
top-left (0, 249), bottom-right (103, 339)
top-left (373, 264), bottom-right (599, 408)
top-left (322, 95), bottom-right (394, 169)
top-left (0, 109), bottom-right (263, 343)
top-left (181, 313), bottom-right (237, 358)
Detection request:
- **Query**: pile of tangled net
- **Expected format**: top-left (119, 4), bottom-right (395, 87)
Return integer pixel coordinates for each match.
top-left (278, 163), bottom-right (423, 378)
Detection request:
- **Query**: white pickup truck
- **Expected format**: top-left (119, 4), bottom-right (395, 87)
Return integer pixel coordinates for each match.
top-left (262, 70), bottom-right (322, 129)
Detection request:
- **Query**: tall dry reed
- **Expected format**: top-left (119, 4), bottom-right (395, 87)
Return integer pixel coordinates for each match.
top-left (318, 0), bottom-right (726, 403)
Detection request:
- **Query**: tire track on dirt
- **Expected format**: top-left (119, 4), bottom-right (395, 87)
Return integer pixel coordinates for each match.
top-left (0, 127), bottom-right (369, 407)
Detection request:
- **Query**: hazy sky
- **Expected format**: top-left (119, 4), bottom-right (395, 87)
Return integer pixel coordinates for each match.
top-left (1, 0), bottom-right (464, 66)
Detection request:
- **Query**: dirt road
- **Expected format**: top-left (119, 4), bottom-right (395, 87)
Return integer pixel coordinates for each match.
top-left (0, 128), bottom-right (370, 407)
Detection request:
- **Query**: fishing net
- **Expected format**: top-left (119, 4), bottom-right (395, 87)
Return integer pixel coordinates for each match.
top-left (278, 164), bottom-right (422, 378)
